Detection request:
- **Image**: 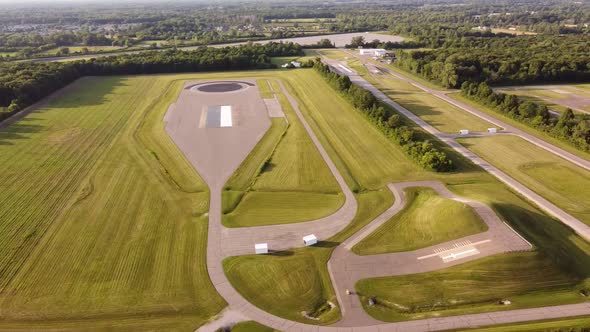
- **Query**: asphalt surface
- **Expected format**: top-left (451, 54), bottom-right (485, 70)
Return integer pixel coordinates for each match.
top-left (324, 56), bottom-right (590, 242)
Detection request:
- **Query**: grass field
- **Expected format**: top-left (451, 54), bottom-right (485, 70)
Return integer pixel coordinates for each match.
top-left (266, 70), bottom-right (590, 321)
top-left (3, 69), bottom-right (590, 328)
top-left (497, 86), bottom-right (590, 113)
top-left (352, 187), bottom-right (487, 255)
top-left (0, 75), bottom-right (227, 329)
top-left (356, 252), bottom-right (585, 322)
top-left (224, 188), bottom-right (395, 325)
top-left (222, 78), bottom-right (343, 227)
top-left (448, 93), bottom-right (590, 161)
top-left (228, 321), bottom-right (278, 332)
top-left (458, 135), bottom-right (590, 226)
top-left (454, 315), bottom-right (590, 331)
top-left (320, 50), bottom-right (495, 134)
top-left (224, 249), bottom-right (341, 325)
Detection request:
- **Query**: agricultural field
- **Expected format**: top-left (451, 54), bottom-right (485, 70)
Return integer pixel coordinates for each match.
top-left (352, 187), bottom-right (487, 255)
top-left (0, 75), bottom-right (229, 330)
top-left (222, 78), bottom-right (343, 227)
top-left (497, 85), bottom-right (590, 114)
top-left (458, 135), bottom-right (590, 226)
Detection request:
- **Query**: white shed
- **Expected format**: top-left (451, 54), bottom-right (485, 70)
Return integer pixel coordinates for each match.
top-left (487, 127), bottom-right (497, 133)
top-left (303, 234), bottom-right (318, 246)
top-left (255, 243), bottom-right (268, 254)
top-left (459, 129), bottom-right (470, 135)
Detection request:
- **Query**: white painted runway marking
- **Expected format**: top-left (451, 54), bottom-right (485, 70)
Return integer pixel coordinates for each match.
top-left (441, 247), bottom-right (480, 263)
top-left (338, 64), bottom-right (353, 73)
top-left (417, 239), bottom-right (491, 261)
top-left (220, 105), bottom-right (233, 127)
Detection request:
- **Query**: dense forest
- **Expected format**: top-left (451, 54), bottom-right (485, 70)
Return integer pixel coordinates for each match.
top-left (0, 42), bottom-right (302, 121)
top-left (313, 60), bottom-right (453, 172)
top-left (394, 34), bottom-right (590, 88)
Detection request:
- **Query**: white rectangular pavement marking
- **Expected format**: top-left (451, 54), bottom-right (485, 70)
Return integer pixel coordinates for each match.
top-left (220, 105), bottom-right (233, 127)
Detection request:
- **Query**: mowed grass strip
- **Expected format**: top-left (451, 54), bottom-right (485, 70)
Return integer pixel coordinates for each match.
top-left (223, 77), bottom-right (343, 227)
top-left (448, 92), bottom-right (590, 161)
top-left (229, 321), bottom-right (279, 332)
top-left (223, 191), bottom-right (343, 227)
top-left (352, 187), bottom-right (487, 255)
top-left (454, 315), bottom-right (590, 332)
top-left (356, 252), bottom-right (583, 322)
top-left (281, 70), bottom-right (429, 190)
top-left (359, 63), bottom-right (494, 134)
top-left (223, 250), bottom-right (341, 325)
top-left (458, 135), bottom-right (590, 225)
top-left (0, 75), bottom-right (225, 329)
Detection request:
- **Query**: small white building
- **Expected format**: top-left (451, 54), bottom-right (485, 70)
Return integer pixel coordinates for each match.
top-left (303, 234), bottom-right (318, 246)
top-left (281, 61), bottom-right (301, 68)
top-left (255, 243), bottom-right (268, 254)
top-left (459, 129), bottom-right (470, 135)
top-left (359, 48), bottom-right (388, 57)
top-left (487, 128), bottom-right (498, 134)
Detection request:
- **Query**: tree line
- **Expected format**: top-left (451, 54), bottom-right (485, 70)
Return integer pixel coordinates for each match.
top-left (393, 34), bottom-right (590, 88)
top-left (461, 82), bottom-right (590, 152)
top-left (0, 42), bottom-right (303, 121)
top-left (312, 60), bottom-right (453, 172)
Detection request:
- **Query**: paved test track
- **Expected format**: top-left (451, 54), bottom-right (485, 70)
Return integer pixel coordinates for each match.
top-left (177, 77), bottom-right (590, 331)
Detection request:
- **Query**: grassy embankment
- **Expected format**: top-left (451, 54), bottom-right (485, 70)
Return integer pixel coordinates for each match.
top-left (352, 187), bottom-right (488, 255)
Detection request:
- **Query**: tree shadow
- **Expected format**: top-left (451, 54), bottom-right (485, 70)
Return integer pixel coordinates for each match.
top-left (0, 118), bottom-right (44, 145)
top-left (269, 250), bottom-right (294, 256)
top-left (491, 202), bottom-right (590, 278)
top-left (313, 241), bottom-right (339, 248)
top-left (0, 77), bottom-right (128, 145)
